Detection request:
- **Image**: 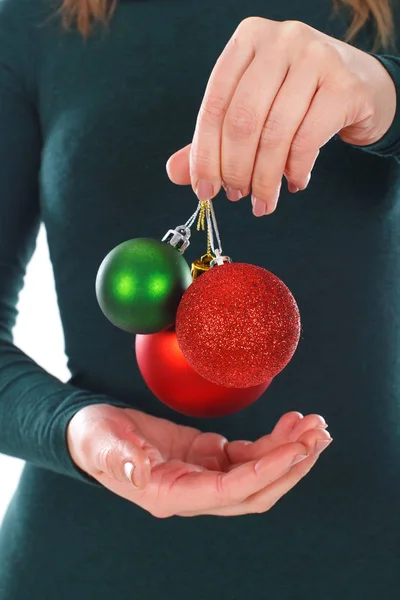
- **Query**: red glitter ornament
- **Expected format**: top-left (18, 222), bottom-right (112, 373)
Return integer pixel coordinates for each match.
top-left (175, 262), bottom-right (300, 388)
top-left (135, 328), bottom-right (272, 418)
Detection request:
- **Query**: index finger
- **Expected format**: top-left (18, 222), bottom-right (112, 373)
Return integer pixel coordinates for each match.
top-left (190, 30), bottom-right (254, 201)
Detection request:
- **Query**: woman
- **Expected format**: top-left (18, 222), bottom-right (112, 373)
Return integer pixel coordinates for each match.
top-left (0, 0), bottom-right (399, 597)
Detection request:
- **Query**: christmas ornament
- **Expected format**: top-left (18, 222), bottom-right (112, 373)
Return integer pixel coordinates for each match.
top-left (135, 328), bottom-right (272, 418)
top-left (170, 201), bottom-right (300, 388)
top-left (176, 262), bottom-right (300, 388)
top-left (96, 233), bottom-right (192, 334)
top-left (97, 194), bottom-right (300, 414)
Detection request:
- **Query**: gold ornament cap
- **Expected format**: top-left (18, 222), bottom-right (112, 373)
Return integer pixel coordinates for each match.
top-left (191, 253), bottom-right (214, 280)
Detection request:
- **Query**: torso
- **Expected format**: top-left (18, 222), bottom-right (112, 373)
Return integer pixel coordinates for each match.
top-left (1, 1), bottom-right (399, 597)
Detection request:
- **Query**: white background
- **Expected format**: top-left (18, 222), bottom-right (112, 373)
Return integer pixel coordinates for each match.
top-left (0, 226), bottom-right (70, 525)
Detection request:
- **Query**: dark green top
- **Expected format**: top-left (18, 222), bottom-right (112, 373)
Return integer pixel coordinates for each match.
top-left (1, 0), bottom-right (400, 598)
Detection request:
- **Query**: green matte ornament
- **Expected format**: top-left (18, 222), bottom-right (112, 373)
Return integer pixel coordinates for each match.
top-left (96, 238), bottom-right (192, 334)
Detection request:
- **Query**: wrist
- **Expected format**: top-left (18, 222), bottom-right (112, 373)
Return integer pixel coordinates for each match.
top-left (367, 54), bottom-right (397, 145)
top-left (66, 409), bottom-right (87, 473)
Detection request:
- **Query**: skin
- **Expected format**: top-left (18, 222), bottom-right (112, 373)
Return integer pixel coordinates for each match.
top-left (166, 18), bottom-right (397, 215)
top-left (68, 16), bottom-right (397, 516)
top-left (67, 404), bottom-right (332, 517)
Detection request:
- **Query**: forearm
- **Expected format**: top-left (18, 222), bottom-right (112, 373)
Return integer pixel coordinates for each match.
top-left (0, 338), bottom-right (132, 483)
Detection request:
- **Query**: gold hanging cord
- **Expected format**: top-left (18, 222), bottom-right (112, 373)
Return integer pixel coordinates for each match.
top-left (191, 201), bottom-right (215, 280)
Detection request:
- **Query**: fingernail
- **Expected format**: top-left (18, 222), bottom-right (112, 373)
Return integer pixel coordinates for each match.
top-left (251, 196), bottom-right (267, 217)
top-left (314, 438), bottom-right (333, 455)
top-left (267, 184), bottom-right (281, 214)
top-left (316, 415), bottom-right (328, 428)
top-left (288, 182), bottom-right (299, 193)
top-left (124, 461), bottom-right (137, 486)
top-left (290, 453), bottom-right (309, 467)
top-left (196, 179), bottom-right (214, 202)
top-left (303, 172), bottom-right (311, 189)
top-left (226, 186), bottom-right (243, 202)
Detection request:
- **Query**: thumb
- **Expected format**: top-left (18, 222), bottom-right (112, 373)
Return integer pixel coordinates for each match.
top-left (67, 405), bottom-right (159, 489)
top-left (93, 430), bottom-right (152, 489)
top-left (166, 143), bottom-right (191, 185)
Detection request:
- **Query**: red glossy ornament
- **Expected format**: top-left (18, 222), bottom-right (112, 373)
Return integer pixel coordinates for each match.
top-left (135, 328), bottom-right (272, 418)
top-left (176, 262), bottom-right (300, 388)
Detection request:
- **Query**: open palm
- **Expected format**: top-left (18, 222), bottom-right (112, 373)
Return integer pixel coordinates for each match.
top-left (67, 404), bottom-right (332, 517)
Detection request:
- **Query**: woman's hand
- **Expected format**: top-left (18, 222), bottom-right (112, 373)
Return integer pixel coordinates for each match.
top-left (67, 404), bottom-right (332, 517)
top-left (167, 17), bottom-right (397, 216)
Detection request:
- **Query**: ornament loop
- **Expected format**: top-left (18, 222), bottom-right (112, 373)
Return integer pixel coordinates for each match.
top-left (162, 225), bottom-right (191, 254)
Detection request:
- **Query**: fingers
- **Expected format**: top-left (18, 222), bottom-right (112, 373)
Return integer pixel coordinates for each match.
top-left (167, 66), bottom-right (336, 214)
top-left (284, 83), bottom-right (347, 191)
top-left (225, 412), bottom-right (327, 465)
top-left (269, 410), bottom-right (304, 439)
top-left (166, 144), bottom-right (191, 185)
top-left (166, 21), bottom-right (354, 218)
top-left (225, 411), bottom-right (302, 465)
top-left (156, 441), bottom-right (309, 515)
top-left (288, 413), bottom-right (328, 442)
top-left (189, 28), bottom-right (255, 201)
top-left (250, 60), bottom-right (319, 215)
top-left (226, 422), bottom-right (330, 470)
top-left (186, 432), bottom-right (230, 471)
top-left (225, 430), bottom-right (332, 516)
top-left (181, 428), bottom-right (332, 517)
top-left (195, 451), bottom-right (322, 517)
top-left (220, 54), bottom-right (289, 202)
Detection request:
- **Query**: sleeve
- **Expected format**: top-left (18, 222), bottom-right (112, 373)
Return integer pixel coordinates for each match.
top-left (351, 54), bottom-right (400, 160)
top-left (0, 53), bottom-right (132, 485)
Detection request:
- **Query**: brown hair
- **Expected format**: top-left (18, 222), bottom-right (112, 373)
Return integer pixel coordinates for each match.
top-left (60, 0), bottom-right (395, 50)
